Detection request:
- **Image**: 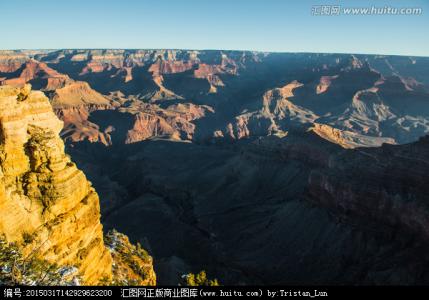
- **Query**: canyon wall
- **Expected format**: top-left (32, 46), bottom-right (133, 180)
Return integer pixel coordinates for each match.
top-left (0, 84), bottom-right (155, 285)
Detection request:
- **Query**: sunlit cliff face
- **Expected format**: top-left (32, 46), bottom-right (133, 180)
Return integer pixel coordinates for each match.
top-left (0, 84), bottom-right (155, 285)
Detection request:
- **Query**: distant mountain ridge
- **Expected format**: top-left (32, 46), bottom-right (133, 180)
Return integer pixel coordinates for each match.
top-left (1, 49), bottom-right (429, 148)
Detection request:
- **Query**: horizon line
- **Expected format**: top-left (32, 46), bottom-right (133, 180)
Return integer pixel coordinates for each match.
top-left (1, 48), bottom-right (428, 58)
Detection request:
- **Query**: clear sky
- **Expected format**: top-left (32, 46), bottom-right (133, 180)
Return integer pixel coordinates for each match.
top-left (1, 0), bottom-right (428, 56)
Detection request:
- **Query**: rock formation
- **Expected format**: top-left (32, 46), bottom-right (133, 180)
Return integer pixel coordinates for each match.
top-left (0, 84), bottom-right (155, 285)
top-left (123, 102), bottom-right (214, 143)
top-left (1, 50), bottom-right (428, 148)
top-left (0, 52), bottom-right (28, 73)
top-left (51, 81), bottom-right (114, 145)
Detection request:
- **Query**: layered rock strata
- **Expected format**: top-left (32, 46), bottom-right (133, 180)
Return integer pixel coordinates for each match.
top-left (0, 85), bottom-right (155, 285)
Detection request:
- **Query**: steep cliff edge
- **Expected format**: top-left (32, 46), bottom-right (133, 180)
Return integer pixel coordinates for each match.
top-left (0, 84), bottom-right (155, 285)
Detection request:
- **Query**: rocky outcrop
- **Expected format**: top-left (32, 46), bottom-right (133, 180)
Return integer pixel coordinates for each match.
top-left (56, 105), bottom-right (114, 145)
top-left (51, 81), bottom-right (111, 108)
top-left (0, 52), bottom-right (28, 73)
top-left (223, 81), bottom-right (315, 141)
top-left (148, 57), bottom-right (195, 76)
top-left (316, 75), bottom-right (338, 94)
top-left (0, 60), bottom-right (70, 90)
top-left (124, 102), bottom-right (214, 143)
top-left (310, 123), bottom-right (395, 148)
top-left (0, 85), bottom-right (155, 285)
top-left (105, 230), bottom-right (156, 285)
top-left (51, 81), bottom-right (114, 145)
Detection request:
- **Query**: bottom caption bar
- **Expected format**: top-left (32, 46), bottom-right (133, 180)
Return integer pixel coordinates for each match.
top-left (2, 286), bottom-right (429, 299)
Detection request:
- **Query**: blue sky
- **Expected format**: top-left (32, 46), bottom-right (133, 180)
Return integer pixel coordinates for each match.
top-left (1, 0), bottom-right (428, 56)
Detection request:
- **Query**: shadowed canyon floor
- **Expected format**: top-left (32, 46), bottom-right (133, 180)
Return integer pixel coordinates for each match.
top-left (1, 49), bottom-right (429, 285)
top-left (68, 133), bottom-right (429, 285)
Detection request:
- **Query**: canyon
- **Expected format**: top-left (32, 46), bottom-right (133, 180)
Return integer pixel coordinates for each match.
top-left (1, 49), bottom-right (429, 285)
